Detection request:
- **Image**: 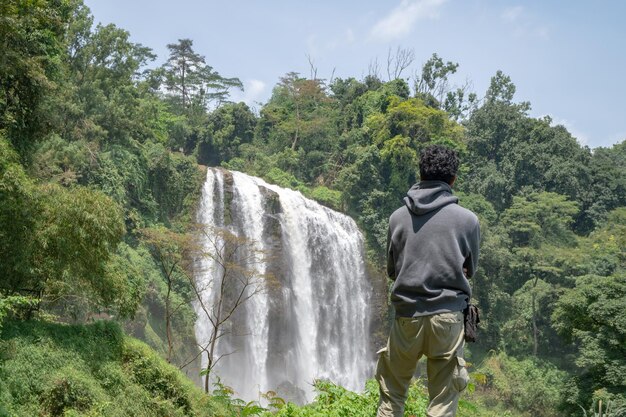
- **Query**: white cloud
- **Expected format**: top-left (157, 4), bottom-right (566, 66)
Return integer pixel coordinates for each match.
top-left (247, 80), bottom-right (266, 98)
top-left (370, 0), bottom-right (447, 42)
top-left (232, 79), bottom-right (267, 106)
top-left (502, 6), bottom-right (524, 22)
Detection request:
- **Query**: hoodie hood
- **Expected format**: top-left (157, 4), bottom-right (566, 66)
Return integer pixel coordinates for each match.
top-left (403, 180), bottom-right (458, 215)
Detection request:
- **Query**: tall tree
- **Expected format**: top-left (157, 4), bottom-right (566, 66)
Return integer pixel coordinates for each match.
top-left (161, 39), bottom-right (242, 112)
top-left (464, 71), bottom-right (592, 222)
top-left (500, 192), bottom-right (579, 357)
top-left (413, 53), bottom-right (459, 106)
top-left (197, 102), bottom-right (257, 165)
top-left (0, 0), bottom-right (70, 158)
top-left (141, 226), bottom-right (195, 363)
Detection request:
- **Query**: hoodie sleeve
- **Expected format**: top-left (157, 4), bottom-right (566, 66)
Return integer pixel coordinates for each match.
top-left (386, 223), bottom-right (396, 279)
top-left (463, 219), bottom-right (481, 278)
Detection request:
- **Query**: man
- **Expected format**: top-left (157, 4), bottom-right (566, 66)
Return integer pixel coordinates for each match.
top-left (376, 145), bottom-right (481, 417)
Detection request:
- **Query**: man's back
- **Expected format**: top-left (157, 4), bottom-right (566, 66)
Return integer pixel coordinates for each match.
top-left (387, 180), bottom-right (480, 318)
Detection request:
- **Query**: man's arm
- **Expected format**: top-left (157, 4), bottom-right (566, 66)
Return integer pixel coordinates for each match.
top-left (463, 219), bottom-right (481, 278)
top-left (386, 224), bottom-right (396, 279)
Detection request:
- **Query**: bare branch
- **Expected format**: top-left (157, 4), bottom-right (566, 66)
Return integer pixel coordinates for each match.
top-left (213, 350), bottom-right (238, 368)
top-left (329, 67), bottom-right (336, 85)
top-left (387, 46), bottom-right (415, 80)
top-left (368, 57), bottom-right (381, 80)
top-left (179, 347), bottom-right (204, 369)
top-left (306, 53), bottom-right (318, 80)
top-left (386, 48), bottom-right (393, 81)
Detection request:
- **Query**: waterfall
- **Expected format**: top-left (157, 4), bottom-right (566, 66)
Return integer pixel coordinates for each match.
top-left (194, 168), bottom-right (373, 403)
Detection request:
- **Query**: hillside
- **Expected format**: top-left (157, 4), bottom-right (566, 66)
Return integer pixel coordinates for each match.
top-left (0, 320), bottom-right (222, 416)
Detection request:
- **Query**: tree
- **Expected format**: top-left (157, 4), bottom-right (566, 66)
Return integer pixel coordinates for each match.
top-left (141, 226), bottom-right (195, 363)
top-left (585, 140), bottom-right (626, 228)
top-left (141, 224), bottom-right (268, 392)
top-left (501, 192), bottom-right (579, 249)
top-left (59, 19), bottom-right (157, 145)
top-left (386, 46), bottom-right (415, 81)
top-left (0, 135), bottom-right (40, 295)
top-left (191, 227), bottom-right (268, 393)
top-left (197, 102), bottom-right (257, 165)
top-left (0, 0), bottom-right (70, 157)
top-left (258, 72), bottom-right (339, 182)
top-left (0, 141), bottom-right (129, 318)
top-left (464, 71), bottom-right (593, 219)
top-left (413, 53), bottom-right (462, 108)
top-left (35, 185), bottom-right (126, 309)
top-left (551, 209), bottom-right (626, 413)
top-left (553, 274), bottom-right (626, 412)
top-left (500, 192), bottom-right (579, 357)
top-left (161, 39), bottom-right (242, 112)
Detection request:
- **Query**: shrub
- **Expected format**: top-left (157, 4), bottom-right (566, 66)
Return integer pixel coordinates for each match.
top-left (479, 353), bottom-right (566, 417)
top-left (308, 186), bottom-right (343, 211)
top-left (41, 367), bottom-right (105, 416)
top-left (0, 320), bottom-right (216, 417)
top-left (264, 167), bottom-right (308, 193)
top-left (121, 338), bottom-right (194, 414)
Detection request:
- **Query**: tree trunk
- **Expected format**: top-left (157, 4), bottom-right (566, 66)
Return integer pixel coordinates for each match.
top-left (204, 295), bottom-right (222, 393)
top-left (532, 291), bottom-right (538, 357)
top-left (181, 61), bottom-right (187, 108)
top-left (531, 274), bottom-right (539, 357)
top-left (204, 350), bottom-right (211, 393)
top-left (166, 276), bottom-right (173, 363)
top-left (291, 105), bottom-right (300, 151)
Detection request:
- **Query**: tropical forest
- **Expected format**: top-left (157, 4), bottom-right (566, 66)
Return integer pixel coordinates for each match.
top-left (0, 1), bottom-right (624, 416)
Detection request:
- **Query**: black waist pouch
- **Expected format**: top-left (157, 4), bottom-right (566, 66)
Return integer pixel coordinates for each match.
top-left (463, 304), bottom-right (480, 343)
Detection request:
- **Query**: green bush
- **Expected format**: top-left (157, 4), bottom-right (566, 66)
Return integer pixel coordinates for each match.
top-left (0, 320), bottom-right (217, 417)
top-left (264, 378), bottom-right (515, 417)
top-left (308, 186), bottom-right (343, 211)
top-left (41, 367), bottom-right (105, 416)
top-left (121, 338), bottom-right (194, 413)
top-left (478, 353), bottom-right (566, 417)
top-left (264, 167), bottom-right (308, 193)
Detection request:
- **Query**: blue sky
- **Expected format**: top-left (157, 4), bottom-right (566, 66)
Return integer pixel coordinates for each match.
top-left (84, 0), bottom-right (626, 149)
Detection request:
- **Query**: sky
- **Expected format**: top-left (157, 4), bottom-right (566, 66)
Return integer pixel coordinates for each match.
top-left (84, 0), bottom-right (626, 149)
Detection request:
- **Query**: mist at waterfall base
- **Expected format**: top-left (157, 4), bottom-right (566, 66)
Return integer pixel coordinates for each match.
top-left (194, 168), bottom-right (375, 403)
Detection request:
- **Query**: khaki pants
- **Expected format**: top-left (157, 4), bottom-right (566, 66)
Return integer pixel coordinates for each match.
top-left (375, 311), bottom-right (469, 417)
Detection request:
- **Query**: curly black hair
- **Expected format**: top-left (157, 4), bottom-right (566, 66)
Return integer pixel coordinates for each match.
top-left (419, 145), bottom-right (459, 183)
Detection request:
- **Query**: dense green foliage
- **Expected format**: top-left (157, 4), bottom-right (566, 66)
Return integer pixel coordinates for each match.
top-left (260, 379), bottom-right (520, 417)
top-left (0, 320), bottom-right (228, 416)
top-left (0, 0), bottom-right (624, 416)
top-left (0, 0), bottom-right (206, 377)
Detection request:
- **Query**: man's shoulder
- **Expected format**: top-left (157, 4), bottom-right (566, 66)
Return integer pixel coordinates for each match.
top-left (389, 205), bottom-right (410, 222)
top-left (442, 203), bottom-right (479, 227)
top-left (446, 203), bottom-right (479, 220)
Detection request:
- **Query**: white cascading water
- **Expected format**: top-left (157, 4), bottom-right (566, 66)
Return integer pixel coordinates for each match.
top-left (194, 168), bottom-right (372, 402)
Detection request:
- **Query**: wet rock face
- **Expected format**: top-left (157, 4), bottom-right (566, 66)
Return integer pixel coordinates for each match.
top-left (259, 185), bottom-right (283, 253)
top-left (221, 169), bottom-right (234, 226)
top-left (194, 168), bottom-right (375, 403)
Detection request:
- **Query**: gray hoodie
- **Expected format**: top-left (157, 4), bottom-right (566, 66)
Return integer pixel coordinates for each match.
top-left (387, 180), bottom-right (480, 317)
